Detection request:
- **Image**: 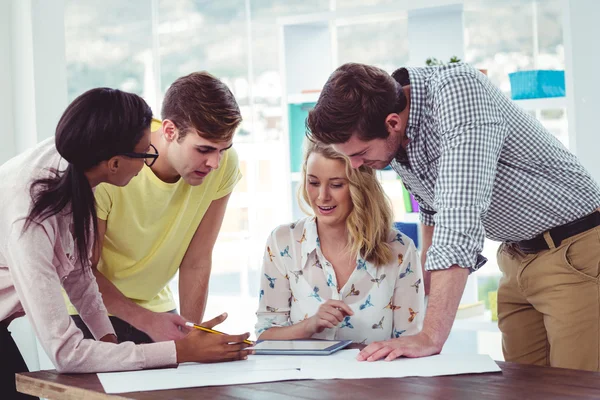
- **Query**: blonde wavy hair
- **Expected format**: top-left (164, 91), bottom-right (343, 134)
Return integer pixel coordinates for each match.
top-left (298, 140), bottom-right (394, 266)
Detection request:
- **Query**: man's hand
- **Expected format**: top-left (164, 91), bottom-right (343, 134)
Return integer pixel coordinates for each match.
top-left (356, 331), bottom-right (441, 362)
top-left (305, 300), bottom-right (353, 336)
top-left (137, 311), bottom-right (191, 342)
top-left (175, 330), bottom-right (253, 364)
top-left (174, 313), bottom-right (253, 364)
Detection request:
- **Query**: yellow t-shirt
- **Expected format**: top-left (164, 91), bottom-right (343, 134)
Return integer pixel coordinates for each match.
top-left (65, 120), bottom-right (241, 313)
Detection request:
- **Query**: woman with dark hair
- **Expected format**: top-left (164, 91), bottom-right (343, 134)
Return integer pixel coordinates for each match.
top-left (0, 88), bottom-right (251, 399)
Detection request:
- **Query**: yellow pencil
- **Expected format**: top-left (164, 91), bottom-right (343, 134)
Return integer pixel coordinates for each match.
top-left (185, 322), bottom-right (254, 345)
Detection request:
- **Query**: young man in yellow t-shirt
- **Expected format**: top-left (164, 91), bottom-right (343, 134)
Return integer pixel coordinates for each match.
top-left (66, 72), bottom-right (244, 348)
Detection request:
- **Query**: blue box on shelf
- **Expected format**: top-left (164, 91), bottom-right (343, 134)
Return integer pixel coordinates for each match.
top-left (508, 70), bottom-right (565, 100)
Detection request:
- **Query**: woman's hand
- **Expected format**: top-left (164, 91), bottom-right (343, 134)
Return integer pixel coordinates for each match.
top-left (304, 299), bottom-right (353, 335)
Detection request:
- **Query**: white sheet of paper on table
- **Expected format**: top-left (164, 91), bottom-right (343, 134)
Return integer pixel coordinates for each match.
top-left (97, 349), bottom-right (501, 394)
top-left (97, 359), bottom-right (306, 394)
top-left (300, 352), bottom-right (501, 380)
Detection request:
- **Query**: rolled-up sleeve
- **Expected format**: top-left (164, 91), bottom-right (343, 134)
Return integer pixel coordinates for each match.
top-left (426, 73), bottom-right (507, 272)
top-left (413, 194), bottom-right (436, 226)
top-left (255, 230), bottom-right (292, 337)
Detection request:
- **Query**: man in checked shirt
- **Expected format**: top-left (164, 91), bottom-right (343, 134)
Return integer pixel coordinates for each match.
top-left (305, 62), bottom-right (600, 371)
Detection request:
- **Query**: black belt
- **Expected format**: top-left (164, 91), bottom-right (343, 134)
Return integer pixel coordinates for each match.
top-left (515, 211), bottom-right (600, 254)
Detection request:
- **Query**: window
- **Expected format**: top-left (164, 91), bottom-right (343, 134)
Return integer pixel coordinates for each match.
top-left (64, 0), bottom-right (567, 340)
top-left (64, 0), bottom-right (153, 104)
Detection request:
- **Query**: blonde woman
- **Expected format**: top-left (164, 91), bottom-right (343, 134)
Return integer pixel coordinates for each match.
top-left (255, 141), bottom-right (424, 360)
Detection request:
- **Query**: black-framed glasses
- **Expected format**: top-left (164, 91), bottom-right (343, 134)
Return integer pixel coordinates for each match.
top-left (119, 143), bottom-right (159, 167)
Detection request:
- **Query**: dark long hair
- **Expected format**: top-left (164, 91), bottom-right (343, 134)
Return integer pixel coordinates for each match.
top-left (24, 88), bottom-right (152, 268)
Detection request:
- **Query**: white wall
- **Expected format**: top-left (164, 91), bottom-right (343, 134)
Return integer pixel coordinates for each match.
top-left (3, 0), bottom-right (67, 373)
top-left (563, 0), bottom-right (600, 184)
top-left (11, 0), bottom-right (68, 154)
top-left (10, 0), bottom-right (37, 155)
top-left (30, 0), bottom-right (68, 142)
top-left (0, 0), bottom-right (16, 163)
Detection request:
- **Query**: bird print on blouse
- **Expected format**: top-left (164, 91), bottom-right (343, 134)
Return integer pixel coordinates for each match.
top-left (372, 316), bottom-right (384, 330)
top-left (384, 296), bottom-right (401, 311)
top-left (411, 278), bottom-right (421, 294)
top-left (297, 229), bottom-right (307, 244)
top-left (341, 316), bottom-right (354, 329)
top-left (356, 258), bottom-right (367, 271)
top-left (408, 308), bottom-right (419, 323)
top-left (255, 217), bottom-right (425, 344)
top-left (326, 274), bottom-right (335, 287)
top-left (264, 273), bottom-right (276, 289)
top-left (399, 262), bottom-right (414, 279)
top-left (313, 259), bottom-right (323, 269)
top-left (280, 245), bottom-right (292, 259)
top-left (393, 328), bottom-right (407, 338)
top-left (393, 233), bottom-right (405, 245)
top-left (359, 294), bottom-right (374, 310)
top-left (346, 284), bottom-right (360, 298)
top-left (309, 286), bottom-right (322, 302)
top-left (267, 247), bottom-right (274, 262)
top-left (371, 274), bottom-right (386, 288)
top-left (289, 270), bottom-right (303, 283)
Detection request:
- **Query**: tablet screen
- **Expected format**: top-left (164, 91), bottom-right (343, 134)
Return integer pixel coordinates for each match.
top-left (253, 340), bottom-right (341, 351)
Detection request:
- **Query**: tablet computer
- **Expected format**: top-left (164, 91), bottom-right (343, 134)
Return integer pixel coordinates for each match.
top-left (252, 339), bottom-right (352, 355)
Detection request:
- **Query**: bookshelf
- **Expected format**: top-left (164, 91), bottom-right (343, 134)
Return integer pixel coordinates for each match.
top-left (513, 96), bottom-right (567, 111)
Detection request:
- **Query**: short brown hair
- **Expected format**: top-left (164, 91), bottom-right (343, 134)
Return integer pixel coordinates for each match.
top-left (161, 71), bottom-right (242, 142)
top-left (306, 63), bottom-right (406, 144)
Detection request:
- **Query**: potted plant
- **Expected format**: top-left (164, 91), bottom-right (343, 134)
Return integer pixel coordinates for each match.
top-left (425, 56), bottom-right (487, 76)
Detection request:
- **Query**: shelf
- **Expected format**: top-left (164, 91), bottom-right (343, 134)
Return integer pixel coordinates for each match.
top-left (287, 92), bottom-right (320, 105)
top-left (402, 212), bottom-right (421, 224)
top-left (513, 96), bottom-right (566, 111)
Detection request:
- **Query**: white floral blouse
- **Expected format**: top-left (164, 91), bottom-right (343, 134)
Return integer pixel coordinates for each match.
top-left (255, 217), bottom-right (425, 344)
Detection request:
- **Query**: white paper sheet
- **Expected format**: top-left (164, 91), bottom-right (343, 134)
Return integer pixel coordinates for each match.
top-left (301, 351), bottom-right (501, 379)
top-left (98, 359), bottom-right (306, 394)
top-left (97, 350), bottom-right (500, 394)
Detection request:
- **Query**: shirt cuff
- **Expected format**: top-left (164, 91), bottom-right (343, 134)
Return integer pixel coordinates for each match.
top-left (426, 244), bottom-right (488, 273)
top-left (419, 211), bottom-right (435, 226)
top-left (82, 310), bottom-right (116, 341)
top-left (141, 341), bottom-right (177, 369)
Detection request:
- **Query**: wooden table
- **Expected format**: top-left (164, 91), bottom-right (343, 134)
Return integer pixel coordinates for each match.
top-left (16, 361), bottom-right (600, 400)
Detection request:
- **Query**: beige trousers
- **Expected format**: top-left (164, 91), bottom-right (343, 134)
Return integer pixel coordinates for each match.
top-left (497, 226), bottom-right (600, 371)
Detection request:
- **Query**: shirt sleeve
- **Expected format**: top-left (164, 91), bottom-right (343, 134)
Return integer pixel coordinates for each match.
top-left (400, 182), bottom-right (435, 226)
top-left (62, 266), bottom-right (114, 340)
top-left (426, 72), bottom-right (507, 272)
top-left (214, 148), bottom-right (242, 200)
top-left (392, 239), bottom-right (425, 337)
top-left (255, 228), bottom-right (293, 337)
top-left (413, 193), bottom-right (436, 226)
top-left (94, 183), bottom-right (113, 221)
top-left (150, 117), bottom-right (162, 132)
top-left (6, 219), bottom-right (176, 373)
